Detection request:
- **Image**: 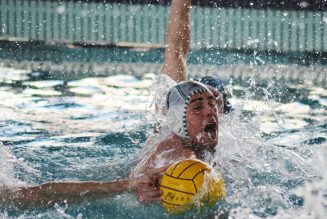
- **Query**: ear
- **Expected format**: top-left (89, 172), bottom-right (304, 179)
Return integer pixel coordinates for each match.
top-left (166, 108), bottom-right (182, 136)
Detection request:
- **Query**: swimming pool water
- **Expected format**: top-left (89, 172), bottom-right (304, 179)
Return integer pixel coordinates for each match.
top-left (0, 63), bottom-right (326, 218)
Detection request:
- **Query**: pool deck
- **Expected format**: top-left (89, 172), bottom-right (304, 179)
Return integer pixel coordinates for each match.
top-left (1, 0), bottom-right (327, 53)
top-left (0, 40), bottom-right (326, 85)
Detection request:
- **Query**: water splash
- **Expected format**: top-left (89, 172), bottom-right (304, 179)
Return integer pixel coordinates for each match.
top-left (208, 84), bottom-right (326, 217)
top-left (0, 65), bottom-right (326, 218)
top-left (0, 143), bottom-right (17, 187)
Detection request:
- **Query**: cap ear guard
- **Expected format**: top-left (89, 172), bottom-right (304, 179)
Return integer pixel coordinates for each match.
top-left (165, 86), bottom-right (188, 138)
top-left (166, 107), bottom-right (183, 136)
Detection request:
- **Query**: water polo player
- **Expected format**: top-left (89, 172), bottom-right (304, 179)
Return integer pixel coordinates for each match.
top-left (132, 0), bottom-right (233, 203)
top-left (132, 81), bottom-right (222, 203)
top-left (1, 0), bottom-right (232, 207)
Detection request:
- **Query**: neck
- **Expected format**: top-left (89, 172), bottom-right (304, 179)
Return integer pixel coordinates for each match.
top-left (172, 134), bottom-right (215, 159)
top-left (191, 140), bottom-right (216, 160)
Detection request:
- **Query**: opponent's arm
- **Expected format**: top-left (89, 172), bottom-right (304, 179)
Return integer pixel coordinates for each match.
top-left (1, 167), bottom-right (166, 209)
top-left (161, 0), bottom-right (191, 82)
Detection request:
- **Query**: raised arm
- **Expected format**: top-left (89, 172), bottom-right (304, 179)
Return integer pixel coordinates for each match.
top-left (161, 0), bottom-right (191, 82)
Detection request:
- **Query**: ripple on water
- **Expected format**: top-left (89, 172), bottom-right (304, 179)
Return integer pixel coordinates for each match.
top-left (0, 66), bottom-right (326, 218)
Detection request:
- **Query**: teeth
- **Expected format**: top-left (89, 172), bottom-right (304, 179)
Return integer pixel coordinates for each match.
top-left (204, 123), bottom-right (216, 132)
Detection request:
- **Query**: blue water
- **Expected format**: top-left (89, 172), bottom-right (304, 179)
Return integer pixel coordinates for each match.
top-left (0, 63), bottom-right (326, 218)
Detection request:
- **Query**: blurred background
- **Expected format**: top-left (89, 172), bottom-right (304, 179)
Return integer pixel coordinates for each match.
top-left (1, 0), bottom-right (327, 76)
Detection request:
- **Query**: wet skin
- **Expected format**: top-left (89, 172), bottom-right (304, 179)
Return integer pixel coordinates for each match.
top-left (186, 92), bottom-right (219, 150)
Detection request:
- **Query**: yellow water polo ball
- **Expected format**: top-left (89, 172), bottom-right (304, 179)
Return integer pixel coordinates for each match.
top-left (160, 159), bottom-right (226, 214)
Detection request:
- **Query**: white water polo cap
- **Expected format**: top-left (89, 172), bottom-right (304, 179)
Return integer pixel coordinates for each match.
top-left (166, 81), bottom-right (212, 139)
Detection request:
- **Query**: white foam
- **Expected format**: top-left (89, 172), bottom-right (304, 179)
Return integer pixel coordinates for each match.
top-left (0, 143), bottom-right (21, 188)
top-left (208, 104), bottom-right (326, 217)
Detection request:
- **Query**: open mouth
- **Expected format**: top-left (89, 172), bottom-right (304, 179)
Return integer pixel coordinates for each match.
top-left (204, 122), bottom-right (217, 133)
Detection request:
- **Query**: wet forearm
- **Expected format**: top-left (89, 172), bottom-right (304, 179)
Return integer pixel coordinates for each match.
top-left (40, 180), bottom-right (134, 197)
top-left (162, 0), bottom-right (191, 82)
top-left (166, 0), bottom-right (191, 50)
top-left (0, 179), bottom-right (135, 209)
top-left (1, 186), bottom-right (53, 209)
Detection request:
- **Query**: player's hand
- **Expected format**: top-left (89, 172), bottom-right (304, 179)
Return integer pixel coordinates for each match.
top-left (137, 166), bottom-right (167, 185)
top-left (135, 183), bottom-right (162, 203)
top-left (133, 166), bottom-right (168, 203)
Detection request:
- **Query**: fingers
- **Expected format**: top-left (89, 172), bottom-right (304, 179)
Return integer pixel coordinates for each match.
top-left (134, 167), bottom-right (169, 204)
top-left (149, 166), bottom-right (169, 175)
top-left (138, 166), bottom-right (169, 185)
top-left (137, 189), bottom-right (162, 203)
top-left (135, 184), bottom-right (162, 204)
top-left (147, 166), bottom-right (169, 181)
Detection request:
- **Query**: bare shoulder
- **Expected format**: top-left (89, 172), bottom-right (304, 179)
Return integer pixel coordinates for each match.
top-left (131, 135), bottom-right (196, 176)
top-left (156, 134), bottom-right (181, 150)
top-left (156, 135), bottom-right (196, 161)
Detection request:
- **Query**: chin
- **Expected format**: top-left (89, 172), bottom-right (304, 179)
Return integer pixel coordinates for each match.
top-left (193, 132), bottom-right (218, 149)
top-left (193, 140), bottom-right (217, 155)
top-left (191, 131), bottom-right (218, 150)
top-left (204, 131), bottom-right (218, 144)
top-left (204, 139), bottom-right (218, 148)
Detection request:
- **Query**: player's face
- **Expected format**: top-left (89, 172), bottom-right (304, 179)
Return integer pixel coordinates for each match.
top-left (185, 92), bottom-right (219, 150)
